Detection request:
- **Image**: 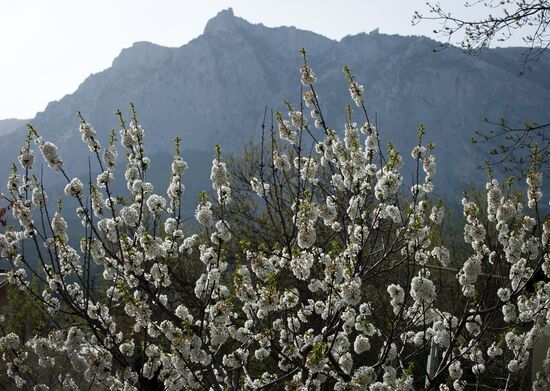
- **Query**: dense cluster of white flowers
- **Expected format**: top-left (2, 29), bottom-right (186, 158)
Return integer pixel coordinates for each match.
top-left (39, 141), bottom-right (63, 171)
top-left (347, 78), bottom-right (364, 107)
top-left (0, 55), bottom-right (548, 391)
top-left (195, 199), bottom-right (213, 227)
top-left (146, 193), bottom-right (166, 215)
top-left (64, 177), bottom-right (83, 198)
top-left (300, 64), bottom-right (316, 85)
top-left (79, 122), bottom-right (100, 152)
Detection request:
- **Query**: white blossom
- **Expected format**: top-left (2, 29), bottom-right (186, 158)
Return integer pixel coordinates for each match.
top-left (39, 141), bottom-right (63, 171)
top-left (146, 194), bottom-right (166, 215)
top-left (64, 178), bottom-right (83, 198)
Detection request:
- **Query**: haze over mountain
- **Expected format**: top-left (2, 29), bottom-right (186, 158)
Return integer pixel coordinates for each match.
top-left (0, 119), bottom-right (27, 137)
top-left (1, 8), bottom-right (548, 199)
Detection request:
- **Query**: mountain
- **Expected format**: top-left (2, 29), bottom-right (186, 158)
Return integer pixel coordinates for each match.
top-left (0, 8), bottom-right (548, 200)
top-left (0, 119), bottom-right (26, 137)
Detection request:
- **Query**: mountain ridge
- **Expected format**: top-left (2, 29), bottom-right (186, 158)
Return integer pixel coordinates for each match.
top-left (0, 119), bottom-right (27, 137)
top-left (0, 8), bottom-right (548, 198)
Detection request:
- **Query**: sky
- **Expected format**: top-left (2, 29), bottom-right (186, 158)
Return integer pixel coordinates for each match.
top-left (0, 0), bottom-right (525, 120)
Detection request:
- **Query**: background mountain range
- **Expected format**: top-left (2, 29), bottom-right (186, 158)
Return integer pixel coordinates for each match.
top-left (0, 119), bottom-right (26, 137)
top-left (1, 8), bottom-right (548, 204)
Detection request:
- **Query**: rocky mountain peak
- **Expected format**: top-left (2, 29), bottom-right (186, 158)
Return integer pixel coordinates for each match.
top-left (203, 8), bottom-right (247, 35)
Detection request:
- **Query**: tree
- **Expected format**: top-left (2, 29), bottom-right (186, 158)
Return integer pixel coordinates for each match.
top-left (0, 51), bottom-right (548, 390)
top-left (472, 118), bottom-right (550, 179)
top-left (413, 0), bottom-right (550, 65)
top-left (415, 1), bottom-right (550, 178)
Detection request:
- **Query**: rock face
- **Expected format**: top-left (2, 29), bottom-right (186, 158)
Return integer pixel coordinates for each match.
top-left (0, 8), bottom-right (548, 196)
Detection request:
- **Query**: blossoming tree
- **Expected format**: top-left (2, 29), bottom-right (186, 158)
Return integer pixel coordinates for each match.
top-left (0, 51), bottom-right (548, 390)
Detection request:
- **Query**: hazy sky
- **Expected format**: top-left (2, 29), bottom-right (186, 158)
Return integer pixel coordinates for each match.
top-left (0, 1), bottom-right (523, 119)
